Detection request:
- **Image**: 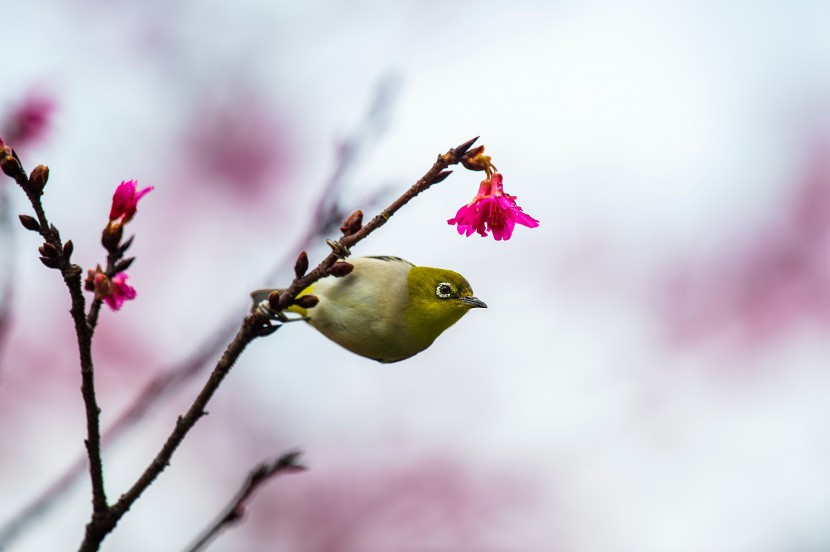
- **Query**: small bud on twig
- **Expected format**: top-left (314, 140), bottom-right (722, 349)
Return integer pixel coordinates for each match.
top-left (339, 210), bottom-right (363, 236)
top-left (119, 235), bottom-right (135, 255)
top-left (293, 294), bottom-right (319, 309)
top-left (329, 261), bottom-right (354, 278)
top-left (101, 222), bottom-right (123, 252)
top-left (113, 257), bottom-right (135, 274)
top-left (85, 267), bottom-right (97, 291)
top-left (18, 214), bottom-right (40, 232)
top-left (39, 256), bottom-right (60, 269)
top-left (460, 146), bottom-right (492, 172)
top-left (39, 242), bottom-right (60, 259)
top-left (62, 240), bottom-right (74, 262)
top-left (454, 136), bottom-right (479, 157)
top-left (0, 155), bottom-right (23, 180)
top-left (85, 265), bottom-right (109, 295)
top-left (29, 165), bottom-right (49, 194)
top-left (431, 170), bottom-right (453, 184)
top-left (49, 223), bottom-right (61, 243)
top-left (294, 250), bottom-right (309, 279)
top-left (268, 290), bottom-right (282, 310)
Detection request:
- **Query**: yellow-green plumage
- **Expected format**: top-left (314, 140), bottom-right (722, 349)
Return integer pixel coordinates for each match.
top-left (252, 256), bottom-right (485, 363)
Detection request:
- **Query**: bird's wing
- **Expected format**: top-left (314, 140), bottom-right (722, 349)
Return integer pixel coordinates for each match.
top-left (363, 255), bottom-right (415, 266)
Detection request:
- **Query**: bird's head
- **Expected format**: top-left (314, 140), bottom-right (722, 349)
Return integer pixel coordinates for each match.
top-left (405, 266), bottom-right (486, 345)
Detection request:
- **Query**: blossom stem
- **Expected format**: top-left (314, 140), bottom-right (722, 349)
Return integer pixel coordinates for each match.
top-left (5, 165), bottom-right (110, 519)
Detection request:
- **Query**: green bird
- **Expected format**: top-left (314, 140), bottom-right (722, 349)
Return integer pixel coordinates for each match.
top-left (251, 256), bottom-right (486, 363)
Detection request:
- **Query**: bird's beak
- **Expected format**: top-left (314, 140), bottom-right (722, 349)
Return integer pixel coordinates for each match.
top-left (461, 296), bottom-right (487, 309)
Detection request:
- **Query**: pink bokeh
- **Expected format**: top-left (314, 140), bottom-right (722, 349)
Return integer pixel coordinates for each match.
top-left (661, 137), bottom-right (830, 347)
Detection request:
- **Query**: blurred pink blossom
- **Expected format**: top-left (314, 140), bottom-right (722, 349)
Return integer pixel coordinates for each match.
top-left (661, 139), bottom-right (830, 347)
top-left (183, 92), bottom-right (290, 201)
top-left (0, 93), bottom-right (55, 151)
top-left (239, 456), bottom-right (532, 551)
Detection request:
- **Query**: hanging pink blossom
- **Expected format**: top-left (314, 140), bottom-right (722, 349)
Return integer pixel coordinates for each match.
top-left (448, 173), bottom-right (539, 241)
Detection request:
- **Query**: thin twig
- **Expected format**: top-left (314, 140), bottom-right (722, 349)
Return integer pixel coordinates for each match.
top-left (3, 158), bottom-right (110, 520)
top-left (184, 451), bottom-right (306, 552)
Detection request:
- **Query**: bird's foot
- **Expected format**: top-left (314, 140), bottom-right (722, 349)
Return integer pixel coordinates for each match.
top-left (326, 239), bottom-right (351, 259)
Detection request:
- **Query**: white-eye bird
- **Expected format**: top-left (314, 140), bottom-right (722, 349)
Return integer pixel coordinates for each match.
top-left (251, 256), bottom-right (486, 363)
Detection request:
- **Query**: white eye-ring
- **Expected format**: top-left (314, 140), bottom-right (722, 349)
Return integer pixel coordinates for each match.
top-left (436, 282), bottom-right (453, 299)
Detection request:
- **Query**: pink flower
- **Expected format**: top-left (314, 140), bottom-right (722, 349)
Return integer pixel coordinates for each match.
top-left (109, 180), bottom-right (154, 224)
top-left (448, 173), bottom-right (539, 240)
top-left (93, 271), bottom-right (137, 311)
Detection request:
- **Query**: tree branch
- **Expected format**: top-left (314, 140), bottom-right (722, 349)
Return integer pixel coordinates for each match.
top-left (184, 451), bottom-right (306, 552)
top-left (0, 155), bottom-right (110, 520)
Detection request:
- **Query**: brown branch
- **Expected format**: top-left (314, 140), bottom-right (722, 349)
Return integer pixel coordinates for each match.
top-left (0, 156), bottom-right (110, 520)
top-left (184, 451), bottom-right (306, 552)
top-left (75, 314), bottom-right (268, 551)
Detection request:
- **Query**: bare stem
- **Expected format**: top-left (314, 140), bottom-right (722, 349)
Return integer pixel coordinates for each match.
top-left (184, 451), bottom-right (306, 552)
top-left (2, 162), bottom-right (110, 524)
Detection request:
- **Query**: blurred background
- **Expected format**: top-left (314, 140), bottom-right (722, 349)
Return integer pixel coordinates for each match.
top-left (2, 0), bottom-right (830, 550)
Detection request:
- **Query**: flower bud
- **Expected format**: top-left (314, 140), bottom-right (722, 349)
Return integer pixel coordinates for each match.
top-left (294, 250), bottom-right (309, 279)
top-left (39, 256), bottom-right (60, 269)
top-left (268, 290), bottom-right (282, 310)
top-left (329, 261), bottom-right (354, 278)
top-left (431, 170), bottom-right (453, 184)
top-left (113, 257), bottom-right (135, 273)
top-left (18, 214), bottom-right (40, 232)
top-left (38, 242), bottom-right (60, 259)
top-left (293, 294), bottom-right (319, 309)
top-left (101, 221), bottom-right (123, 252)
top-left (92, 271), bottom-right (112, 298)
top-left (339, 209), bottom-right (363, 236)
top-left (454, 136), bottom-right (479, 157)
top-left (29, 164), bottom-right (49, 194)
top-left (0, 155), bottom-right (23, 180)
top-left (85, 267), bottom-right (99, 291)
top-left (460, 146), bottom-right (492, 172)
top-left (62, 240), bottom-right (74, 262)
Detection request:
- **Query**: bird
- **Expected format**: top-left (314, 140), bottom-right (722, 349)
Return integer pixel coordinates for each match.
top-left (251, 256), bottom-right (486, 363)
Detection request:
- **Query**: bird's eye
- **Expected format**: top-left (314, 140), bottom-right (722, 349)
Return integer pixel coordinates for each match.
top-left (436, 283), bottom-right (453, 299)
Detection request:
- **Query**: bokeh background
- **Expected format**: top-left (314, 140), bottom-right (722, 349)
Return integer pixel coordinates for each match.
top-left (2, 1), bottom-right (830, 551)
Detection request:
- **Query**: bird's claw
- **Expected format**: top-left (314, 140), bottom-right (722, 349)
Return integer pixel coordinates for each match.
top-left (255, 300), bottom-right (289, 322)
top-left (326, 239), bottom-right (351, 259)
top-left (255, 300), bottom-right (309, 325)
